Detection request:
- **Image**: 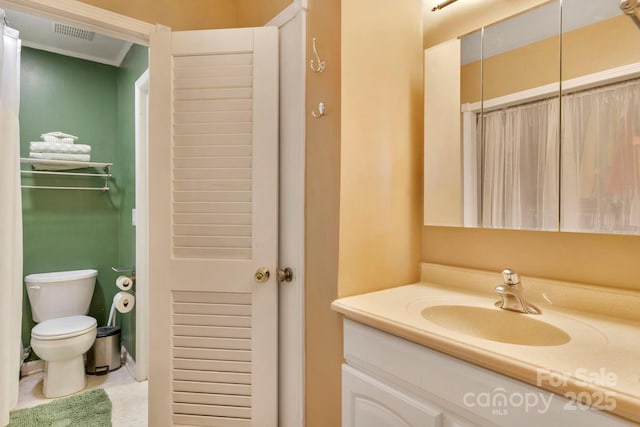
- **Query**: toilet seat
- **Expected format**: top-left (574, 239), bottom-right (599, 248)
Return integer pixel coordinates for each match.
top-left (32, 315), bottom-right (96, 341)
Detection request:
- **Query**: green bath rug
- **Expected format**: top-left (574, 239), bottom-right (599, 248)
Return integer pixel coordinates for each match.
top-left (8, 388), bottom-right (111, 427)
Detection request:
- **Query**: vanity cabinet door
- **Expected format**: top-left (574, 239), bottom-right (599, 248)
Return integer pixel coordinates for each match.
top-left (343, 365), bottom-right (444, 427)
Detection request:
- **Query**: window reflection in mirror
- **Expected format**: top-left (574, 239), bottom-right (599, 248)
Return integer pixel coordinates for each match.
top-left (560, 0), bottom-right (640, 235)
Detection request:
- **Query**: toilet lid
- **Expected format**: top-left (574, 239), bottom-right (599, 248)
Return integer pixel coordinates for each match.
top-left (32, 315), bottom-right (97, 340)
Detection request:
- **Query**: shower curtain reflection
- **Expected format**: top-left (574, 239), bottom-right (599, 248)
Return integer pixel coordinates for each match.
top-left (480, 97), bottom-right (560, 230)
top-left (562, 78), bottom-right (640, 234)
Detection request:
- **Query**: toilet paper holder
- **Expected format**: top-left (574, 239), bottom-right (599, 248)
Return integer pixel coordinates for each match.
top-left (112, 266), bottom-right (135, 280)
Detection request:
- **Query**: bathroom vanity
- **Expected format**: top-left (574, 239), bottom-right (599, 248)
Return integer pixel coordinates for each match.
top-left (332, 264), bottom-right (640, 426)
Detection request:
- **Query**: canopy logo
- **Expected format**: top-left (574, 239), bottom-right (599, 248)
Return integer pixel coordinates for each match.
top-left (462, 387), bottom-right (554, 415)
top-left (462, 368), bottom-right (618, 417)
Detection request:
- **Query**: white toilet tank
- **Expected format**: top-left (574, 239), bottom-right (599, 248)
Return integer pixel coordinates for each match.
top-left (25, 269), bottom-right (98, 323)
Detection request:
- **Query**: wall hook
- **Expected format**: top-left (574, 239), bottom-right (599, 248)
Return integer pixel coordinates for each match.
top-left (312, 102), bottom-right (327, 118)
top-left (309, 37), bottom-right (326, 73)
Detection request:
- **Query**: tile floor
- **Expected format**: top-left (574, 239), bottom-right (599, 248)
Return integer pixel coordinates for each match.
top-left (16, 366), bottom-right (148, 426)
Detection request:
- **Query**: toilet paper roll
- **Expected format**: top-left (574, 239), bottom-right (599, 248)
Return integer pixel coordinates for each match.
top-left (116, 275), bottom-right (133, 291)
top-left (113, 291), bottom-right (135, 314)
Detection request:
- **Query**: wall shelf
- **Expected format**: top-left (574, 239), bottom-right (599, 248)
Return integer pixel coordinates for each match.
top-left (20, 158), bottom-right (113, 191)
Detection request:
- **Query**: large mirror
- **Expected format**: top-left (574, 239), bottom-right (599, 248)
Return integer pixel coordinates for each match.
top-left (560, 0), bottom-right (640, 234)
top-left (424, 0), bottom-right (640, 236)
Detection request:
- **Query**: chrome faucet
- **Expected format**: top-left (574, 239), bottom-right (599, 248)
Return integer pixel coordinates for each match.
top-left (495, 269), bottom-right (540, 314)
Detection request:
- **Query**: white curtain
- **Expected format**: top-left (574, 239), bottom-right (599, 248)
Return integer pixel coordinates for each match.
top-left (481, 97), bottom-right (560, 230)
top-left (562, 78), bottom-right (640, 235)
top-left (0, 11), bottom-right (22, 427)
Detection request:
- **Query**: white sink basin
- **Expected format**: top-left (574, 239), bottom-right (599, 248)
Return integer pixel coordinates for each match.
top-left (421, 305), bottom-right (571, 346)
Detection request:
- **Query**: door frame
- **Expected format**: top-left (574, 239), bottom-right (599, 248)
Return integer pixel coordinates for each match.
top-left (0, 0), bottom-right (156, 386)
top-left (134, 69), bottom-right (149, 381)
top-left (266, 2), bottom-right (307, 426)
top-left (0, 0), bottom-right (307, 423)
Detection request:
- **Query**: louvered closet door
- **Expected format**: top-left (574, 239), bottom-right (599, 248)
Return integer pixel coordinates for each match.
top-left (148, 27), bottom-right (279, 427)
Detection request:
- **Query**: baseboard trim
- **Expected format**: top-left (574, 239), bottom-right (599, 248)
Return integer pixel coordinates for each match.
top-left (20, 360), bottom-right (44, 377)
top-left (122, 347), bottom-right (138, 380)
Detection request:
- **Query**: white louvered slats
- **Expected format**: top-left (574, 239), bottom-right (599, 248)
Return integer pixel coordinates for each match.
top-left (149, 27), bottom-right (278, 427)
top-left (172, 52), bottom-right (254, 260)
top-left (172, 292), bottom-right (253, 426)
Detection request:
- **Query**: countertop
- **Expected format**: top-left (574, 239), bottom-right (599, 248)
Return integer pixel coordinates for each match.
top-left (331, 263), bottom-right (640, 424)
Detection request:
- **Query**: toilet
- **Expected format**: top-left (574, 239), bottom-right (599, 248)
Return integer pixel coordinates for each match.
top-left (25, 269), bottom-right (98, 398)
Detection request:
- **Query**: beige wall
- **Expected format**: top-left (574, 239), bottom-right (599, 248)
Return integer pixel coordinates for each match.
top-left (304, 0), bottom-right (342, 425)
top-left (483, 35), bottom-right (559, 101)
top-left (236, 0), bottom-right (292, 27)
top-left (563, 15), bottom-right (640, 80)
top-left (461, 35), bottom-right (559, 103)
top-left (78, 0), bottom-right (237, 30)
top-left (461, 15), bottom-right (640, 103)
top-left (460, 60), bottom-right (481, 105)
top-left (424, 0), bottom-right (640, 291)
top-left (339, 0), bottom-right (423, 298)
top-left (305, 0), bottom-right (424, 424)
top-left (424, 0), bottom-right (550, 49)
top-left (423, 227), bottom-right (640, 291)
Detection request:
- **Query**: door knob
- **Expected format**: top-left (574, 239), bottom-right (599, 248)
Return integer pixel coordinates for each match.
top-left (277, 267), bottom-right (293, 283)
top-left (254, 267), bottom-right (270, 283)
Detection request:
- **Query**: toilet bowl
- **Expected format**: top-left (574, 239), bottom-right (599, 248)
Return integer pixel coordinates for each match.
top-left (30, 315), bottom-right (97, 397)
top-left (25, 269), bottom-right (98, 398)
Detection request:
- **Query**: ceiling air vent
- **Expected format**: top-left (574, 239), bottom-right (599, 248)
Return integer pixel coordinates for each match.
top-left (51, 22), bottom-right (95, 41)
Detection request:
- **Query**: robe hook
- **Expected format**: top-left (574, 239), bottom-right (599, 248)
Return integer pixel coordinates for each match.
top-left (309, 37), bottom-right (326, 73)
top-left (311, 102), bottom-right (327, 118)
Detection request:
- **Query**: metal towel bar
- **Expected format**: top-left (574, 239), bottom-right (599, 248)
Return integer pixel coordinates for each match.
top-left (20, 158), bottom-right (113, 192)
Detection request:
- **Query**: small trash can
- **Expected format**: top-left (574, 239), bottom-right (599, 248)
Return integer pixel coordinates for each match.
top-left (86, 326), bottom-right (121, 375)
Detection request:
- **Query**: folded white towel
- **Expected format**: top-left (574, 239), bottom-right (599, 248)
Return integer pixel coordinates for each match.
top-left (30, 141), bottom-right (91, 154)
top-left (29, 152), bottom-right (91, 162)
top-left (30, 163), bottom-right (87, 171)
top-left (41, 131), bottom-right (78, 140)
top-left (42, 136), bottom-right (75, 144)
top-left (41, 132), bottom-right (78, 144)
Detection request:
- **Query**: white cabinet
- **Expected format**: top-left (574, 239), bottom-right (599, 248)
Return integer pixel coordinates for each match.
top-left (343, 365), bottom-right (442, 427)
top-left (342, 319), bottom-right (637, 427)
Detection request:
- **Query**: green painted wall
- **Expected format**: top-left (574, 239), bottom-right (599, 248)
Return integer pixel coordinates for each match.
top-left (116, 44), bottom-right (149, 359)
top-left (20, 45), bottom-right (147, 362)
